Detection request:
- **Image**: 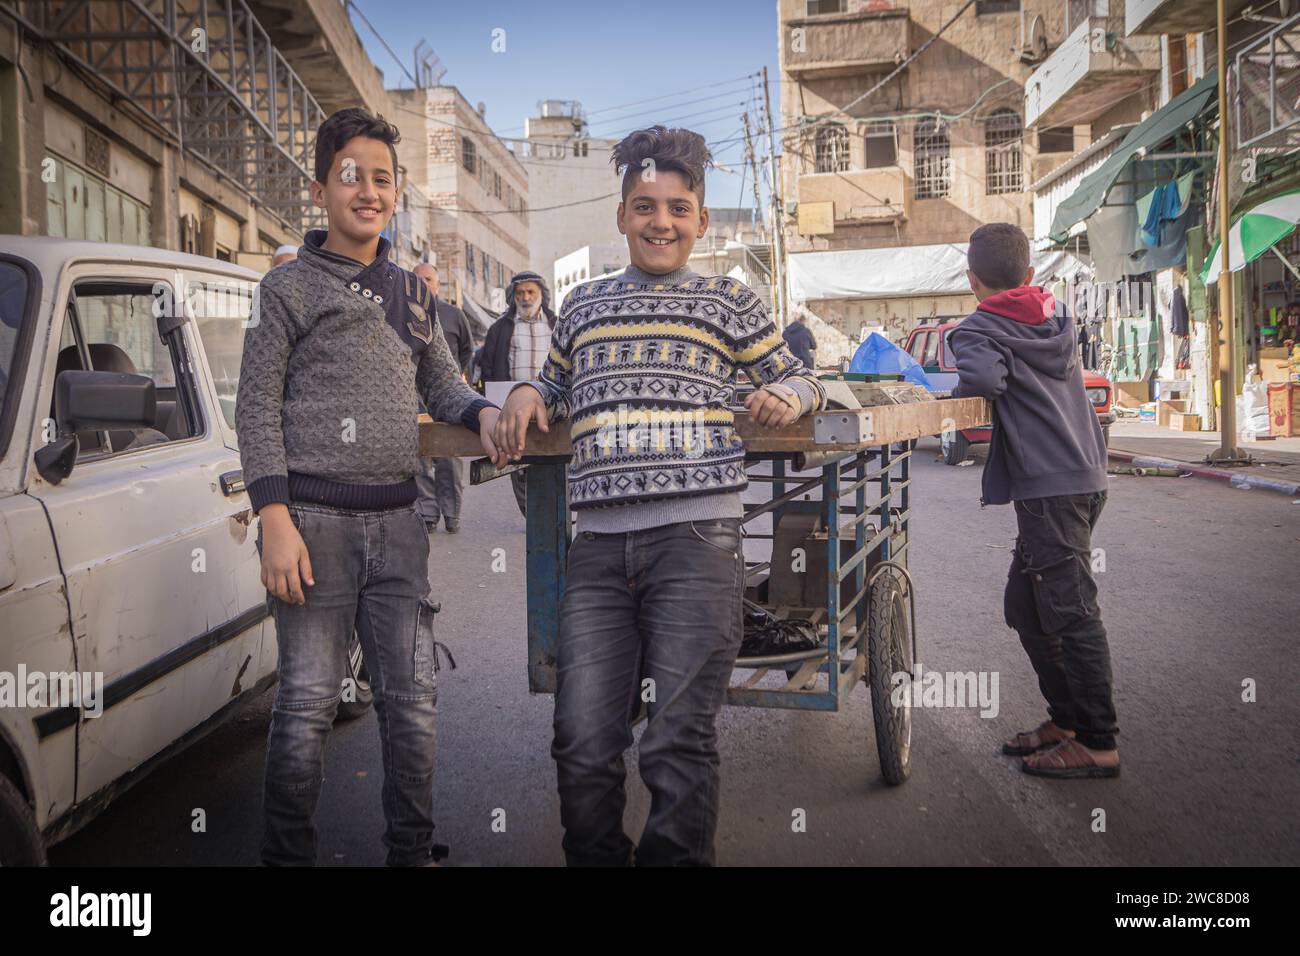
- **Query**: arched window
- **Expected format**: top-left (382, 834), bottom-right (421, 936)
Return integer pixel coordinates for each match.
top-left (814, 125), bottom-right (849, 173)
top-left (913, 117), bottom-right (950, 199)
top-left (461, 137), bottom-right (477, 174)
top-left (985, 109), bottom-right (1023, 194)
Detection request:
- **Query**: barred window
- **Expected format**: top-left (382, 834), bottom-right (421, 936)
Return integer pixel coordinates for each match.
top-left (913, 118), bottom-right (951, 200)
top-left (814, 125), bottom-right (850, 173)
top-left (461, 137), bottom-right (477, 174)
top-left (985, 109), bottom-right (1023, 194)
top-left (806, 0), bottom-right (846, 13)
top-left (465, 241), bottom-right (476, 278)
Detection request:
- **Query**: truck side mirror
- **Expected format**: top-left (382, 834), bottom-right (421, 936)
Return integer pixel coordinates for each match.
top-left (34, 370), bottom-right (157, 484)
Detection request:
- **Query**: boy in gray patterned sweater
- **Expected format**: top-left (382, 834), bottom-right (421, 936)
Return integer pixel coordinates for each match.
top-left (236, 108), bottom-right (501, 866)
top-left (496, 126), bottom-right (826, 865)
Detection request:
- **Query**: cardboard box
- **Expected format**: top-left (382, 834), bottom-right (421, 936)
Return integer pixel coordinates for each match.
top-left (1155, 379), bottom-right (1190, 400)
top-left (1157, 399), bottom-right (1189, 427)
top-left (1115, 380), bottom-right (1150, 408)
top-left (1169, 412), bottom-right (1202, 432)
top-left (1260, 358), bottom-right (1294, 384)
top-left (1138, 402), bottom-right (1157, 422)
top-left (1267, 383), bottom-right (1300, 437)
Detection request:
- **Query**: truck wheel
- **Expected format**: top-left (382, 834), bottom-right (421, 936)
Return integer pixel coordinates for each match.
top-left (336, 633), bottom-right (375, 721)
top-left (0, 774), bottom-right (46, 865)
top-left (866, 572), bottom-right (912, 785)
top-left (940, 429), bottom-right (970, 466)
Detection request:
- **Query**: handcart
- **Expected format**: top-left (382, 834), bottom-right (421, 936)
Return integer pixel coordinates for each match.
top-left (421, 386), bottom-right (989, 785)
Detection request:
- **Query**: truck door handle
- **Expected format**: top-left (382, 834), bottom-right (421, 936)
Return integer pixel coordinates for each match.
top-left (220, 470), bottom-right (245, 496)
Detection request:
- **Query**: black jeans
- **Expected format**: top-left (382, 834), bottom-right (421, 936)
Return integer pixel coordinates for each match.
top-left (1005, 492), bottom-right (1119, 750)
top-left (552, 518), bottom-right (745, 866)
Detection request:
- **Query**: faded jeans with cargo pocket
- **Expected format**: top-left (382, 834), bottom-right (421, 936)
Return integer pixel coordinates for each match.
top-left (1004, 491), bottom-right (1118, 750)
top-left (257, 501), bottom-right (442, 866)
top-left (552, 517), bottom-right (745, 866)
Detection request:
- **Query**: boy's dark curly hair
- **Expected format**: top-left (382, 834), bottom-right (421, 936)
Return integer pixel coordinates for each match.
top-left (313, 107), bottom-right (401, 185)
top-left (611, 125), bottom-right (713, 204)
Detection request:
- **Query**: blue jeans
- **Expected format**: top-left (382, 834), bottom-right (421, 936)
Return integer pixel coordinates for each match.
top-left (257, 502), bottom-right (442, 866)
top-left (552, 517), bottom-right (745, 866)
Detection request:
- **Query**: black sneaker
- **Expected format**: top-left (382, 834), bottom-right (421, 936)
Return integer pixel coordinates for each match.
top-left (424, 519), bottom-right (438, 533)
top-left (444, 517), bottom-right (460, 534)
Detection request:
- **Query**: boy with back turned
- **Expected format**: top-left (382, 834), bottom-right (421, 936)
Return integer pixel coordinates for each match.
top-left (949, 223), bottom-right (1120, 779)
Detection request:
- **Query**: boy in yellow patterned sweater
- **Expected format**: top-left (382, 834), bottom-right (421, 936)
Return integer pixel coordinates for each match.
top-left (496, 126), bottom-right (824, 865)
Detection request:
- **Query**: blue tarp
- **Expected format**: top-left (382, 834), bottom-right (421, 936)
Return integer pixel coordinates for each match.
top-left (847, 332), bottom-right (933, 388)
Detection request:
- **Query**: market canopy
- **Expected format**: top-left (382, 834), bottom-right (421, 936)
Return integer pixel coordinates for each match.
top-left (1049, 73), bottom-right (1218, 243)
top-left (786, 242), bottom-right (1088, 301)
top-left (1201, 188), bottom-right (1300, 285)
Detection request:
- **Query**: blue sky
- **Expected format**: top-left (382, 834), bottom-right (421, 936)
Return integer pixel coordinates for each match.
top-left (346, 0), bottom-right (780, 210)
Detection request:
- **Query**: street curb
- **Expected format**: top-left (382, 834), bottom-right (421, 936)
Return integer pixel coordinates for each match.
top-left (1108, 448), bottom-right (1300, 497)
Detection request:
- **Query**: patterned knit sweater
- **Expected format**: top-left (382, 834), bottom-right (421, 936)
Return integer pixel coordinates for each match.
top-left (528, 264), bottom-right (826, 532)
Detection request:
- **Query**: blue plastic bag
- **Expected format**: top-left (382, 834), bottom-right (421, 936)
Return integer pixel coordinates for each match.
top-left (847, 332), bottom-right (933, 388)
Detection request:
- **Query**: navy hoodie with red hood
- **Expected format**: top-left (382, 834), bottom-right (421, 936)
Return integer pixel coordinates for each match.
top-left (949, 286), bottom-right (1107, 505)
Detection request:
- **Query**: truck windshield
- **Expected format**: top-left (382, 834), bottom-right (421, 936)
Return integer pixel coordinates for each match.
top-left (0, 262), bottom-right (31, 447)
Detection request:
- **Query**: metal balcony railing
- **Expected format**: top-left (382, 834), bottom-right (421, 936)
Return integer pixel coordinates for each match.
top-left (1234, 11), bottom-right (1300, 150)
top-left (2, 0), bottom-right (327, 234)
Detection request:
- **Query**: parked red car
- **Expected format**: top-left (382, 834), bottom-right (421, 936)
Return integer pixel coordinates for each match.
top-left (904, 319), bottom-right (1115, 465)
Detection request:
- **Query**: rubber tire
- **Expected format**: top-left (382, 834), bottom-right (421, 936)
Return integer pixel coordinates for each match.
top-left (866, 573), bottom-right (912, 786)
top-left (941, 430), bottom-right (970, 466)
top-left (0, 773), bottom-right (46, 866)
top-left (335, 632), bottom-right (375, 721)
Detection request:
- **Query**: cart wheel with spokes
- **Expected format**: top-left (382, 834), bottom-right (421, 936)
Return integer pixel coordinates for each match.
top-left (336, 632), bottom-right (374, 721)
top-left (866, 571), bottom-right (912, 785)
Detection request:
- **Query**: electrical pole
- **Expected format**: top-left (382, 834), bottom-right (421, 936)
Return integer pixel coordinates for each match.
top-left (761, 65), bottom-right (788, 329)
top-left (1210, 0), bottom-right (1248, 463)
top-left (742, 112), bottom-right (773, 307)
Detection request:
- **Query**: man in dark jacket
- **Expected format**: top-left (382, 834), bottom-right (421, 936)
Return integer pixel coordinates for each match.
top-left (415, 263), bottom-right (475, 532)
top-left (479, 271), bottom-right (557, 516)
top-left (782, 313), bottom-right (817, 369)
top-left (950, 223), bottom-right (1119, 781)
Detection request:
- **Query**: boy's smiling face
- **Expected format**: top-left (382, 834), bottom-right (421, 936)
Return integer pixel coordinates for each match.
top-left (617, 169), bottom-right (709, 275)
top-left (310, 135), bottom-right (397, 253)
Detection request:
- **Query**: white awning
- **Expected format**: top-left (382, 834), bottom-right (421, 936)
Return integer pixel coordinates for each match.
top-left (787, 242), bottom-right (1091, 302)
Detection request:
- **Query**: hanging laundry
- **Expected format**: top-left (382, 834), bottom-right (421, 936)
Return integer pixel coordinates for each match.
top-left (1170, 284), bottom-right (1190, 336)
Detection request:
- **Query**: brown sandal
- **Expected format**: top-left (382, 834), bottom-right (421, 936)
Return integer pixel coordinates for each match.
top-left (1002, 720), bottom-right (1075, 756)
top-left (1021, 738), bottom-right (1120, 779)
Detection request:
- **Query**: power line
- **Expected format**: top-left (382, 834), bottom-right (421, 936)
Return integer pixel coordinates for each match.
top-left (494, 73), bottom-right (759, 132)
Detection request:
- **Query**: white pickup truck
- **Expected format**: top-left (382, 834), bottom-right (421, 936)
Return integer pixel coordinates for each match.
top-left (0, 238), bottom-right (370, 864)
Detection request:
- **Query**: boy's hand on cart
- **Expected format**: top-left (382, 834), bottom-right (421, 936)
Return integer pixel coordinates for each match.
top-left (259, 504), bottom-right (314, 605)
top-left (478, 405), bottom-right (506, 466)
top-left (495, 385), bottom-right (549, 461)
top-left (745, 383), bottom-right (802, 428)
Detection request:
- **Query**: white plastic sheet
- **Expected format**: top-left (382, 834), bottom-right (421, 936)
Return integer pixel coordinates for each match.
top-left (786, 242), bottom-right (1090, 302)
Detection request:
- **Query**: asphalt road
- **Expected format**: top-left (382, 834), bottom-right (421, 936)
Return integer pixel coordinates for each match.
top-left (50, 440), bottom-right (1300, 866)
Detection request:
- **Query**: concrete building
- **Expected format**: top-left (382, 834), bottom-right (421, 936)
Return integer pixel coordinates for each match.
top-left (523, 100), bottom-right (624, 285)
top-left (776, 0), bottom-right (1083, 339)
top-left (553, 241), bottom-right (628, 310)
top-left (390, 85), bottom-right (529, 316)
top-left (1, 0), bottom-right (422, 272)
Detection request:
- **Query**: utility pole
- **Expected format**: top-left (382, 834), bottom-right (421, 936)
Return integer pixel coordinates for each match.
top-left (761, 65), bottom-right (788, 329)
top-left (1210, 0), bottom-right (1248, 463)
top-left (742, 112), bottom-right (773, 307)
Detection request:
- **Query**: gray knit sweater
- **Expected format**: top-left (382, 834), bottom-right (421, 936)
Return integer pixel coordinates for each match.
top-left (236, 230), bottom-right (491, 512)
